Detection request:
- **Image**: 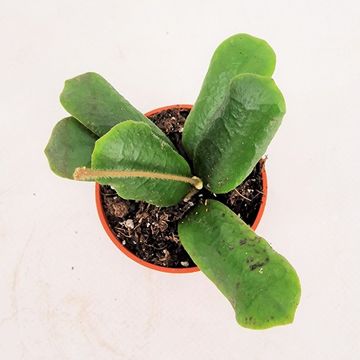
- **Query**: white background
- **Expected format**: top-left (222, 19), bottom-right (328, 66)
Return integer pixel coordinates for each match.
top-left (1, 0), bottom-right (360, 359)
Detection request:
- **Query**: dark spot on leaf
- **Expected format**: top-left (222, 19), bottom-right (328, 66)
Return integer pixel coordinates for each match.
top-left (249, 262), bottom-right (265, 271)
top-left (248, 253), bottom-right (270, 270)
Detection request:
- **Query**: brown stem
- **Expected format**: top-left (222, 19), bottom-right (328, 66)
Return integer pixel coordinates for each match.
top-left (183, 187), bottom-right (200, 203)
top-left (73, 167), bottom-right (203, 190)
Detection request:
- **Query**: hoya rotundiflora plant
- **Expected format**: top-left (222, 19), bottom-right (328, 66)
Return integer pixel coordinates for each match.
top-left (45, 34), bottom-right (301, 330)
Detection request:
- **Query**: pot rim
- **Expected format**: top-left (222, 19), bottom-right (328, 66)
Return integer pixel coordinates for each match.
top-left (95, 104), bottom-right (268, 274)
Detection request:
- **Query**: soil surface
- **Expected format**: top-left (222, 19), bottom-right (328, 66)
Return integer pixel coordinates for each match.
top-left (100, 108), bottom-right (264, 269)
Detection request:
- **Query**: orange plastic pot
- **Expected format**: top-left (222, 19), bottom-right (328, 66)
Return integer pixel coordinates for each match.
top-left (95, 104), bottom-right (268, 274)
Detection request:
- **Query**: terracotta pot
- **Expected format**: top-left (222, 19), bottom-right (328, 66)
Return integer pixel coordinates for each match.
top-left (95, 104), bottom-right (268, 274)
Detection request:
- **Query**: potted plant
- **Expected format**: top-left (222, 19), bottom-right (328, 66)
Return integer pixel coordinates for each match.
top-left (95, 103), bottom-right (268, 274)
top-left (45, 33), bottom-right (301, 329)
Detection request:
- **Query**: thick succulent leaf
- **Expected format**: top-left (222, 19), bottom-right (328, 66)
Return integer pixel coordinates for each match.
top-left (178, 200), bottom-right (301, 330)
top-left (44, 117), bottom-right (97, 179)
top-left (91, 121), bottom-right (192, 206)
top-left (60, 72), bottom-right (173, 147)
top-left (194, 74), bottom-right (285, 193)
top-left (183, 33), bottom-right (276, 158)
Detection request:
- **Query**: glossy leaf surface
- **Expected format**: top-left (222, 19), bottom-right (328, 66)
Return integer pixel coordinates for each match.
top-left (44, 117), bottom-right (97, 179)
top-left (60, 72), bottom-right (173, 146)
top-left (178, 200), bottom-right (301, 329)
top-left (194, 74), bottom-right (285, 193)
top-left (183, 33), bottom-right (276, 158)
top-left (91, 121), bottom-right (192, 206)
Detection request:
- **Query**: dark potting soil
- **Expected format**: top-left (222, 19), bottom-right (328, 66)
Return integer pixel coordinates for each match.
top-left (100, 108), bottom-right (265, 269)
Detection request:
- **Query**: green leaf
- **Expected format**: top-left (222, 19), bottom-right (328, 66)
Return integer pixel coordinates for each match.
top-left (183, 33), bottom-right (276, 158)
top-left (178, 200), bottom-right (301, 330)
top-left (60, 72), bottom-right (173, 147)
top-left (91, 121), bottom-right (192, 207)
top-left (44, 117), bottom-right (97, 179)
top-left (193, 74), bottom-right (285, 193)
